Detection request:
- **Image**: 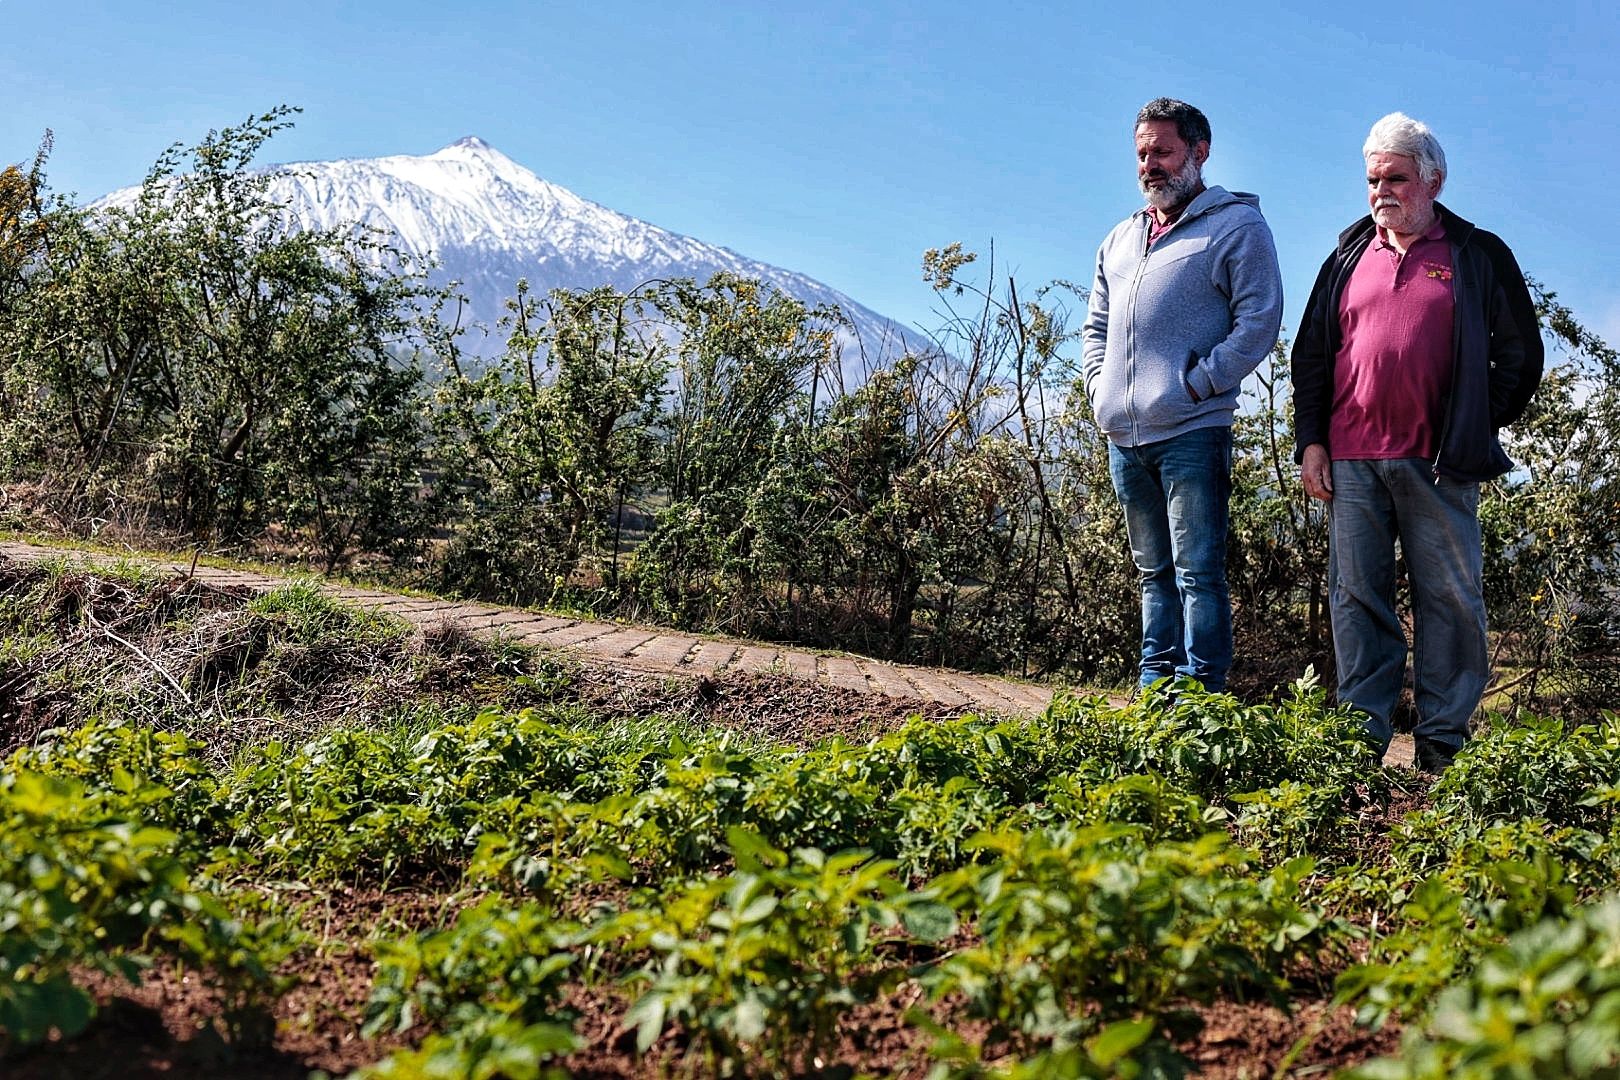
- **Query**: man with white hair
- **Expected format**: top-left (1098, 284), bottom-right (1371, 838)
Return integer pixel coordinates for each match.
top-left (1291, 112), bottom-right (1543, 772)
top-left (1082, 98), bottom-right (1283, 694)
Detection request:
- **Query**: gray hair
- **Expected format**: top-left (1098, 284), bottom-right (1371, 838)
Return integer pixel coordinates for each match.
top-left (1136, 98), bottom-right (1211, 149)
top-left (1363, 112), bottom-right (1447, 191)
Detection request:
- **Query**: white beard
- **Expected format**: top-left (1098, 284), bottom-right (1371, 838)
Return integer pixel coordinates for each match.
top-left (1372, 196), bottom-right (1437, 236)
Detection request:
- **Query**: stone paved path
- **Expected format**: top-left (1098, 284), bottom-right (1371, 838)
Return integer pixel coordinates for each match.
top-left (0, 538), bottom-right (1416, 767)
top-left (0, 539), bottom-right (1055, 716)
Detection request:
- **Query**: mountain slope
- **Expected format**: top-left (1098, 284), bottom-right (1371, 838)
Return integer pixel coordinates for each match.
top-left (99, 136), bottom-right (921, 362)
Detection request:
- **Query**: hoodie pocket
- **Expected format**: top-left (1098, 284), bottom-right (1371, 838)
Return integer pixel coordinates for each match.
top-left (1183, 350), bottom-right (1202, 402)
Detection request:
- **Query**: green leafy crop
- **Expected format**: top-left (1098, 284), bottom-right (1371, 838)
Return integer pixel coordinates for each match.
top-left (0, 766), bottom-right (283, 1047)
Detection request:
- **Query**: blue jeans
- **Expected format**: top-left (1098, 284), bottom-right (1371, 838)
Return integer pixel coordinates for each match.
top-left (1328, 458), bottom-right (1487, 754)
top-left (1108, 425), bottom-right (1234, 691)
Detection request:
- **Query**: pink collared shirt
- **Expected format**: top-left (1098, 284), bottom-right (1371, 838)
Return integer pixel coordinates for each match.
top-left (1146, 209), bottom-right (1179, 247)
top-left (1329, 217), bottom-right (1455, 461)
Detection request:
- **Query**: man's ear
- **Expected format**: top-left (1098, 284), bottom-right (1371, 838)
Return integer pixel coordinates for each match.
top-left (1194, 141), bottom-right (1211, 167)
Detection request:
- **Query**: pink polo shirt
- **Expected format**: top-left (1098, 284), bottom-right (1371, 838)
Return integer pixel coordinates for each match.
top-left (1329, 218), bottom-right (1455, 461)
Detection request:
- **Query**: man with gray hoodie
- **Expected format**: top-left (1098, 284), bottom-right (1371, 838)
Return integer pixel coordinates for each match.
top-left (1081, 98), bottom-right (1284, 693)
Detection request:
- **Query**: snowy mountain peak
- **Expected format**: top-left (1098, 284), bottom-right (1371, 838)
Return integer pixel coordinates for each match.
top-left (93, 141), bottom-right (920, 360)
top-left (430, 136), bottom-right (522, 172)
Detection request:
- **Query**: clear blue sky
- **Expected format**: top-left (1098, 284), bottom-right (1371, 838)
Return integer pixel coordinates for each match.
top-left (5, 1), bottom-right (1617, 350)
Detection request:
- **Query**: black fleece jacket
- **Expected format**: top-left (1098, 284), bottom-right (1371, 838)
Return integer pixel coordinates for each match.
top-left (1291, 203), bottom-right (1544, 482)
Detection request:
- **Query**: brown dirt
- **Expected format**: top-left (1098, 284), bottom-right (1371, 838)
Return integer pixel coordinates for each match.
top-left (568, 666), bottom-right (978, 746)
top-left (2, 887), bottom-right (448, 1080)
top-left (3, 955), bottom-right (1406, 1079)
top-left (1187, 1000), bottom-right (1403, 1078)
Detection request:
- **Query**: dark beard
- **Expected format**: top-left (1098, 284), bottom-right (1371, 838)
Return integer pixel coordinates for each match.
top-left (1141, 155), bottom-right (1203, 211)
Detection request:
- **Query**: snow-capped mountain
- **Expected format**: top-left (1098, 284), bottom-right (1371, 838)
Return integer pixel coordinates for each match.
top-left (99, 136), bottom-right (921, 363)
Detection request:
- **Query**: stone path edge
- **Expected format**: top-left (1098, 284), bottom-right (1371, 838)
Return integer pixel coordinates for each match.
top-left (0, 539), bottom-right (1058, 720)
top-left (0, 538), bottom-right (1416, 768)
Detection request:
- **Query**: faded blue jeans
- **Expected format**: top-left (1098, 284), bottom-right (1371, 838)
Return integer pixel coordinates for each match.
top-left (1108, 425), bottom-right (1234, 691)
top-left (1328, 458), bottom-right (1487, 755)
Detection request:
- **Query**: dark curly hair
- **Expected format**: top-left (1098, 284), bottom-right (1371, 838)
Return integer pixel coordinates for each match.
top-left (1136, 98), bottom-right (1211, 148)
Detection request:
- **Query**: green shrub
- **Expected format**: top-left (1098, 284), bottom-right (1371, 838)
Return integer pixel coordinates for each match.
top-left (1046, 678), bottom-right (1379, 805)
top-left (920, 826), bottom-right (1321, 1066)
top-left (1431, 713), bottom-right (1620, 831)
top-left (0, 767), bottom-right (282, 1047)
top-left (362, 896), bottom-right (581, 1067)
top-left (609, 828), bottom-right (954, 1076)
top-left (1348, 896), bottom-right (1620, 1079)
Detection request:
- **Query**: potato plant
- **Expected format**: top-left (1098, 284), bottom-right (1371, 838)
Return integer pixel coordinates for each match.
top-left (6, 576), bottom-right (1620, 1076)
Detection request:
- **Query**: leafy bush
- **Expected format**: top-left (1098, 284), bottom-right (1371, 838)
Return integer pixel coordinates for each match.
top-left (14, 717), bottom-right (222, 841)
top-left (920, 826), bottom-right (1321, 1067)
top-left (1035, 772), bottom-right (1219, 844)
top-left (1428, 713), bottom-right (1620, 832)
top-left (609, 828), bottom-right (954, 1076)
top-left (430, 280), bottom-right (668, 605)
top-left (1232, 779), bottom-right (1354, 863)
top-left (359, 897), bottom-right (582, 1079)
top-left (1339, 821), bottom-right (1605, 1026)
top-left (0, 767), bottom-right (282, 1047)
top-left (1349, 896), bottom-right (1620, 1079)
top-left (1, 107), bottom-right (436, 564)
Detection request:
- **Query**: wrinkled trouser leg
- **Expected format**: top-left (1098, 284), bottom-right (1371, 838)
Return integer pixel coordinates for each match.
top-left (1109, 427), bottom-right (1233, 691)
top-left (1329, 460), bottom-right (1408, 753)
top-left (1392, 465), bottom-right (1486, 752)
top-left (1329, 458), bottom-right (1486, 754)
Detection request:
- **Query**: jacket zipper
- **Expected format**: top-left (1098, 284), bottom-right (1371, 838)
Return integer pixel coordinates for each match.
top-left (1431, 231), bottom-right (1470, 483)
top-left (1124, 219), bottom-right (1152, 441)
top-left (1324, 230), bottom-right (1373, 440)
top-left (1124, 204), bottom-right (1201, 443)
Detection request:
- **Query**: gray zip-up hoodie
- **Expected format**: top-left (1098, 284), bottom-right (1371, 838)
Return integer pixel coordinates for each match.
top-left (1081, 186), bottom-right (1283, 447)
